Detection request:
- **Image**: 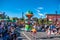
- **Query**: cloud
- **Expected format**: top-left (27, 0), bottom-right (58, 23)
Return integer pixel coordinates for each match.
top-left (34, 8), bottom-right (40, 13)
top-left (34, 7), bottom-right (46, 18)
top-left (37, 7), bottom-right (43, 10)
top-left (34, 8), bottom-right (44, 16)
top-left (36, 9), bottom-right (40, 13)
top-left (34, 7), bottom-right (43, 13)
top-left (37, 12), bottom-right (47, 17)
top-left (38, 12), bottom-right (43, 16)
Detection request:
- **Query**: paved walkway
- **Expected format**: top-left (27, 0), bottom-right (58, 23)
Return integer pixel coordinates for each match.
top-left (21, 32), bottom-right (60, 40)
top-left (15, 28), bottom-right (60, 40)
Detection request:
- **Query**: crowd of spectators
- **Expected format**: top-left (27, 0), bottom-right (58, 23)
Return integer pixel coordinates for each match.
top-left (0, 20), bottom-right (60, 40)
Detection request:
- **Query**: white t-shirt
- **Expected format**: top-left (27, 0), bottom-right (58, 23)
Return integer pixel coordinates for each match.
top-left (33, 25), bottom-right (37, 29)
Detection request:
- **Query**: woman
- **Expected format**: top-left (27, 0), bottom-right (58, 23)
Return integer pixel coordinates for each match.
top-left (46, 25), bottom-right (50, 37)
top-left (33, 23), bottom-right (37, 30)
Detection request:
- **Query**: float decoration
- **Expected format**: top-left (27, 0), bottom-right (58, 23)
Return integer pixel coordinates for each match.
top-left (26, 11), bottom-right (33, 19)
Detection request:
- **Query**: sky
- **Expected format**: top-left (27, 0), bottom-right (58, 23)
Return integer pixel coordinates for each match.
top-left (0, 0), bottom-right (60, 18)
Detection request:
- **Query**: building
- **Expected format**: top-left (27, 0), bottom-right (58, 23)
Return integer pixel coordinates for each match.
top-left (46, 14), bottom-right (60, 26)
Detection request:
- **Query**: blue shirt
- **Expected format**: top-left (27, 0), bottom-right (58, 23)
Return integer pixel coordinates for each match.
top-left (50, 25), bottom-right (56, 30)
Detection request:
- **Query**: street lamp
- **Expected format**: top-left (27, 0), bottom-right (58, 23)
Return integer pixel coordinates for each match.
top-left (22, 12), bottom-right (24, 19)
top-left (56, 11), bottom-right (58, 25)
top-left (47, 18), bottom-right (49, 24)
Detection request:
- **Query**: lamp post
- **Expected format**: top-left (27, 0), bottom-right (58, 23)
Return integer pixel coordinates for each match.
top-left (22, 12), bottom-right (24, 18)
top-left (56, 11), bottom-right (58, 25)
top-left (47, 18), bottom-right (48, 24)
top-left (22, 12), bottom-right (24, 20)
top-left (41, 16), bottom-right (43, 25)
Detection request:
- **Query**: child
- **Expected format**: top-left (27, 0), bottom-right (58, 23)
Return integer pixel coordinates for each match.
top-left (46, 28), bottom-right (51, 37)
top-left (31, 28), bottom-right (37, 38)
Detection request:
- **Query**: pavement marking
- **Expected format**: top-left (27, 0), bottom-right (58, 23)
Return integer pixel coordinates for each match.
top-left (17, 37), bottom-right (26, 39)
top-left (27, 32), bottom-right (38, 40)
top-left (29, 32), bottom-right (37, 38)
top-left (22, 32), bottom-right (31, 40)
top-left (40, 39), bottom-right (42, 40)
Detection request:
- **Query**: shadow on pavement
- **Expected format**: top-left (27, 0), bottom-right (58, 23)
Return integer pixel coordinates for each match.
top-left (37, 36), bottom-right (60, 39)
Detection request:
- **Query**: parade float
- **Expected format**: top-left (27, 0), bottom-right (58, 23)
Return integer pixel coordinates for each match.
top-left (26, 11), bottom-right (33, 19)
top-left (25, 11), bottom-right (33, 31)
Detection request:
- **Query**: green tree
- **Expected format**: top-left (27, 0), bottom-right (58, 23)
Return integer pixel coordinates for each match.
top-left (32, 17), bottom-right (38, 22)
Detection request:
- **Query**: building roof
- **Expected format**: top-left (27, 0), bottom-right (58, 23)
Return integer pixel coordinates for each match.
top-left (46, 14), bottom-right (60, 16)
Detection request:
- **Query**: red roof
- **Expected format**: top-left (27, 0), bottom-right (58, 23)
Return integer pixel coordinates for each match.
top-left (46, 14), bottom-right (60, 16)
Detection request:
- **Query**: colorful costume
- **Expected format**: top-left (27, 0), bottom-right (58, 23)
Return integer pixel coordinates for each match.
top-left (31, 28), bottom-right (37, 33)
top-left (25, 24), bottom-right (30, 31)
